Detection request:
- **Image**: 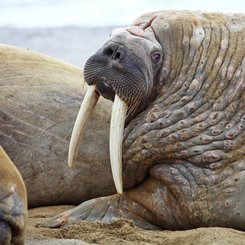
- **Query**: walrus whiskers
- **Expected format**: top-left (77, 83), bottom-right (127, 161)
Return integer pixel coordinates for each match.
top-left (68, 85), bottom-right (99, 167)
top-left (109, 95), bottom-right (128, 194)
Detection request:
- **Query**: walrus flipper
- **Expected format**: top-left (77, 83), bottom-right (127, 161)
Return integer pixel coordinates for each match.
top-left (41, 194), bottom-right (161, 230)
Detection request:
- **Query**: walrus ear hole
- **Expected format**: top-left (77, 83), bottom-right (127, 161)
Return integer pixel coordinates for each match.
top-left (151, 52), bottom-right (161, 63)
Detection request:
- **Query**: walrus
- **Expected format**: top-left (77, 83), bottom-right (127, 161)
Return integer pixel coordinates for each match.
top-left (43, 10), bottom-right (245, 230)
top-left (0, 146), bottom-right (27, 245)
top-left (1, 43), bottom-right (129, 243)
top-left (0, 43), bottom-right (117, 209)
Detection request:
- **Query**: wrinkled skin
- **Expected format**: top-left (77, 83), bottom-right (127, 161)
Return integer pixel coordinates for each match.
top-left (44, 10), bottom-right (245, 231)
top-left (0, 146), bottom-right (27, 245)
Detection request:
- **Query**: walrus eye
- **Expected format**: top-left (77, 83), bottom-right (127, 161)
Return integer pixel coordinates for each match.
top-left (152, 52), bottom-right (161, 63)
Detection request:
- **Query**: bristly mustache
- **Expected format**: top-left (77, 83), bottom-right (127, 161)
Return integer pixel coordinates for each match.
top-left (84, 55), bottom-right (146, 121)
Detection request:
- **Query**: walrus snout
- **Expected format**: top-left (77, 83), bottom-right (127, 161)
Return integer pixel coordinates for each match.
top-left (84, 42), bottom-right (147, 110)
top-left (92, 42), bottom-right (136, 102)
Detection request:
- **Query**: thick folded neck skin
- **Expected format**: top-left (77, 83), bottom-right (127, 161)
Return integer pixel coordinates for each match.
top-left (122, 11), bottom-right (245, 190)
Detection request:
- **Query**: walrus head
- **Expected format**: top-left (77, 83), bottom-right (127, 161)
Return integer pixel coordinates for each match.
top-left (69, 26), bottom-right (163, 193)
top-left (84, 27), bottom-right (163, 118)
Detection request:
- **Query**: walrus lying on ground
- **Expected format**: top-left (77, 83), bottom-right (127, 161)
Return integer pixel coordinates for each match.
top-left (0, 44), bottom-right (114, 209)
top-left (0, 44), bottom-right (115, 244)
top-left (0, 147), bottom-right (27, 245)
top-left (43, 10), bottom-right (245, 230)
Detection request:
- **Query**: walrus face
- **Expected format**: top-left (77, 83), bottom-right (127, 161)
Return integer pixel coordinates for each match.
top-left (69, 27), bottom-right (163, 194)
top-left (84, 28), bottom-right (163, 119)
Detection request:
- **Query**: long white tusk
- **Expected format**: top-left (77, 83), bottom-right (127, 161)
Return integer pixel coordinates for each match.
top-left (110, 95), bottom-right (128, 194)
top-left (68, 85), bottom-right (99, 167)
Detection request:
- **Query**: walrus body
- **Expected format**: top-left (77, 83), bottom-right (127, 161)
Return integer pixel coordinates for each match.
top-left (0, 146), bottom-right (27, 244)
top-left (44, 10), bottom-right (245, 230)
top-left (0, 44), bottom-right (116, 208)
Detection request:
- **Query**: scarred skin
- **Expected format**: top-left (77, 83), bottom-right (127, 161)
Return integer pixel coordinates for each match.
top-left (0, 146), bottom-right (27, 244)
top-left (44, 10), bottom-right (245, 230)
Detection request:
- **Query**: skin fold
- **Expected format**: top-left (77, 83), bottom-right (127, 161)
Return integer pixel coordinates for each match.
top-left (43, 10), bottom-right (245, 231)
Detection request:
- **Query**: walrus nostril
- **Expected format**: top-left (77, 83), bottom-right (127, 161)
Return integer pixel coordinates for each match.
top-left (103, 43), bottom-right (124, 62)
top-left (104, 47), bottom-right (114, 57)
top-left (114, 51), bottom-right (121, 60)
